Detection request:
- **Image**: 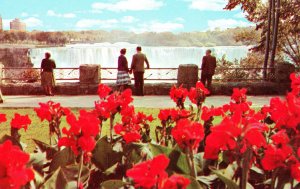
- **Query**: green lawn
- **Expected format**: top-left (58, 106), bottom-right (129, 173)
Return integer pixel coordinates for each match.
top-left (0, 108), bottom-right (160, 152)
top-left (0, 107), bottom-right (224, 152)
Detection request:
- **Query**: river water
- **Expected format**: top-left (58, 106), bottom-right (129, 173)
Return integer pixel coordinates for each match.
top-left (29, 42), bottom-right (250, 68)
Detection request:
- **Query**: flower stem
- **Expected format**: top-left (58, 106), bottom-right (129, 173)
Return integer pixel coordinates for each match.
top-left (241, 148), bottom-right (252, 189)
top-left (77, 153), bottom-right (84, 188)
top-left (186, 148), bottom-right (196, 177)
top-left (109, 114), bottom-right (115, 142)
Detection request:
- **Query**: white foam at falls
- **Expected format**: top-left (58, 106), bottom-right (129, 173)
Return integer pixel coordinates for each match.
top-left (29, 43), bottom-right (250, 68)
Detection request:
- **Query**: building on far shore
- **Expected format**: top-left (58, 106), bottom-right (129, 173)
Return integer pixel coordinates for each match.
top-left (0, 15), bottom-right (3, 31)
top-left (10, 18), bottom-right (26, 31)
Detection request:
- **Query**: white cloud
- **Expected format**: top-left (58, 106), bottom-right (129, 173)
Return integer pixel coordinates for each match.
top-left (92, 0), bottom-right (163, 12)
top-left (121, 16), bottom-right (139, 23)
top-left (207, 18), bottom-right (253, 30)
top-left (24, 17), bottom-right (43, 27)
top-left (187, 0), bottom-right (226, 11)
top-left (47, 10), bottom-right (76, 18)
top-left (76, 19), bottom-right (119, 28)
top-left (131, 21), bottom-right (184, 33)
top-left (175, 17), bottom-right (185, 22)
top-left (21, 12), bottom-right (29, 17)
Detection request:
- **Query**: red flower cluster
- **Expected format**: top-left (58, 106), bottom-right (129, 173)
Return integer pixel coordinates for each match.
top-left (204, 108), bottom-right (267, 160)
top-left (231, 88), bottom-right (247, 104)
top-left (58, 110), bottom-right (100, 160)
top-left (97, 84), bottom-right (112, 99)
top-left (158, 108), bottom-right (190, 123)
top-left (34, 101), bottom-right (70, 122)
top-left (126, 154), bottom-right (190, 189)
top-left (10, 113), bottom-right (31, 131)
top-left (201, 106), bottom-right (224, 122)
top-left (189, 81), bottom-right (210, 106)
top-left (290, 73), bottom-right (300, 94)
top-left (172, 119), bottom-right (204, 151)
top-left (0, 140), bottom-right (34, 189)
top-left (267, 94), bottom-right (300, 130)
top-left (95, 88), bottom-right (133, 116)
top-left (115, 106), bottom-right (153, 143)
top-left (170, 85), bottom-right (188, 108)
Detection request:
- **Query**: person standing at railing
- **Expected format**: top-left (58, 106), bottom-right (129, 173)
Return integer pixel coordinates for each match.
top-left (40, 52), bottom-right (56, 96)
top-left (130, 46), bottom-right (150, 96)
top-left (201, 49), bottom-right (216, 91)
top-left (116, 48), bottom-right (131, 91)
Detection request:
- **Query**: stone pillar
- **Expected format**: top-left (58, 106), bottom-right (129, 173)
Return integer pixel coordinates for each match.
top-left (79, 64), bottom-right (101, 84)
top-left (0, 63), bottom-right (4, 103)
top-left (177, 64), bottom-right (198, 88)
top-left (275, 62), bottom-right (295, 83)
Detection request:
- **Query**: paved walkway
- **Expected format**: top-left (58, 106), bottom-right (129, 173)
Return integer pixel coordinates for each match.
top-left (0, 95), bottom-right (280, 108)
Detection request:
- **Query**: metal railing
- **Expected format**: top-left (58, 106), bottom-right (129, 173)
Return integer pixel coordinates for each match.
top-left (0, 67), bottom-right (287, 83)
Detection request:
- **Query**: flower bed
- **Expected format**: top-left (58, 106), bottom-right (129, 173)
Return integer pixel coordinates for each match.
top-left (1, 73), bottom-right (300, 188)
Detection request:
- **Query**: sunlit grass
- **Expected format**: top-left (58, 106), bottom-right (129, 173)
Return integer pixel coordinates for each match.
top-left (0, 107), bottom-right (241, 152)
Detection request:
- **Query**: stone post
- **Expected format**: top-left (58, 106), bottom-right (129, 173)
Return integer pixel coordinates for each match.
top-left (275, 62), bottom-right (295, 83)
top-left (79, 64), bottom-right (101, 84)
top-left (0, 63), bottom-right (4, 103)
top-left (177, 64), bottom-right (198, 88)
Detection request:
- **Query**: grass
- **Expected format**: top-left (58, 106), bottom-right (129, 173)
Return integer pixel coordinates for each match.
top-left (0, 107), bottom-right (225, 153)
top-left (0, 108), bottom-right (161, 152)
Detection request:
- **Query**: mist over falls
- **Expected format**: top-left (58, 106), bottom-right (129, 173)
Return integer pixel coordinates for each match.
top-left (29, 43), bottom-right (250, 68)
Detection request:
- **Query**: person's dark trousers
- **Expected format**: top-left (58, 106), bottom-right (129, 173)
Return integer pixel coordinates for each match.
top-left (201, 73), bottom-right (213, 91)
top-left (133, 72), bottom-right (144, 96)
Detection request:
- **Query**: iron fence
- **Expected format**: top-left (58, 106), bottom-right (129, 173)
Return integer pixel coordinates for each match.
top-left (0, 67), bottom-right (287, 83)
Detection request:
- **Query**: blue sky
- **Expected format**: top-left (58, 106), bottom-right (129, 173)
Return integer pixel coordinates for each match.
top-left (0, 0), bottom-right (253, 32)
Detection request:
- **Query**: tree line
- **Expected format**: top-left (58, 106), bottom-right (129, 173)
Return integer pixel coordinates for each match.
top-left (225, 0), bottom-right (300, 78)
top-left (0, 27), bottom-right (259, 47)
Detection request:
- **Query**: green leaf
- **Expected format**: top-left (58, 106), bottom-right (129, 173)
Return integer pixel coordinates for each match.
top-left (33, 139), bottom-right (58, 159)
top-left (187, 176), bottom-right (204, 189)
top-left (42, 165), bottom-right (89, 189)
top-left (48, 147), bottom-right (76, 173)
top-left (149, 143), bottom-right (193, 175)
top-left (29, 150), bottom-right (47, 175)
top-left (92, 137), bottom-right (123, 171)
top-left (0, 134), bottom-right (22, 149)
top-left (149, 143), bottom-right (172, 156)
top-left (197, 175), bottom-right (218, 187)
top-left (100, 180), bottom-right (127, 189)
top-left (210, 168), bottom-right (239, 189)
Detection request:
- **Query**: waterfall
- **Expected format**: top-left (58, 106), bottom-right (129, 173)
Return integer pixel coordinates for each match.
top-left (29, 42), bottom-right (250, 68)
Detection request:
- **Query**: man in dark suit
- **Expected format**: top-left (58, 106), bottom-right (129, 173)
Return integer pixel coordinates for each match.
top-left (130, 46), bottom-right (150, 96)
top-left (201, 49), bottom-right (216, 90)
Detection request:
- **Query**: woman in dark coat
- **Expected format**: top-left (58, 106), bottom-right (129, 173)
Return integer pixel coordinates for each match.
top-left (116, 48), bottom-right (131, 91)
top-left (40, 52), bottom-right (56, 96)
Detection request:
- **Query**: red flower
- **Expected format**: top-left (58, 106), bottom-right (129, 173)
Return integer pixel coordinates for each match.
top-left (290, 73), bottom-right (300, 94)
top-left (291, 163), bottom-right (300, 181)
top-left (170, 85), bottom-right (188, 107)
top-left (160, 174), bottom-right (190, 189)
top-left (271, 130), bottom-right (290, 145)
top-left (97, 84), bottom-right (112, 99)
top-left (10, 113), bottom-right (31, 131)
top-left (78, 136), bottom-right (96, 152)
top-left (34, 101), bottom-right (70, 122)
top-left (78, 110), bottom-right (100, 137)
top-left (126, 154), bottom-right (170, 189)
top-left (114, 123), bottom-right (141, 143)
top-left (261, 144), bottom-right (293, 170)
top-left (171, 119), bottom-right (204, 151)
top-left (189, 81), bottom-right (210, 106)
top-left (268, 94), bottom-right (300, 130)
top-left (0, 114), bottom-right (7, 123)
top-left (0, 140), bottom-right (34, 189)
top-left (123, 132), bottom-right (142, 143)
top-left (158, 109), bottom-right (190, 123)
top-left (231, 88), bottom-right (247, 104)
top-left (201, 106), bottom-right (224, 121)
